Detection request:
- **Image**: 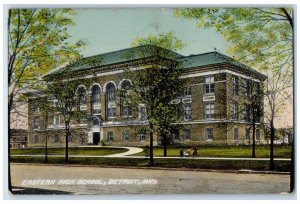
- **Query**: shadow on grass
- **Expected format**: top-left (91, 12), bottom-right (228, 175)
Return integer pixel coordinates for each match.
top-left (11, 186), bottom-right (72, 195)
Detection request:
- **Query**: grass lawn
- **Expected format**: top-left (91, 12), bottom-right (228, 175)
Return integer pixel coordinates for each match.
top-left (11, 145), bottom-right (291, 172)
top-left (10, 156), bottom-right (291, 172)
top-left (135, 145), bottom-right (291, 158)
top-left (11, 147), bottom-right (128, 156)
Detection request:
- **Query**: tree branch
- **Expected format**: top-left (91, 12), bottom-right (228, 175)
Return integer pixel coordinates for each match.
top-left (280, 8), bottom-right (293, 29)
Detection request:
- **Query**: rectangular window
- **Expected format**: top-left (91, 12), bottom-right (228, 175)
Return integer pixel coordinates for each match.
top-left (205, 103), bottom-right (215, 119)
top-left (183, 86), bottom-right (192, 96)
top-left (243, 79), bottom-right (250, 97)
top-left (205, 76), bottom-right (215, 94)
top-left (184, 129), bottom-right (191, 140)
top-left (183, 103), bottom-right (191, 121)
top-left (234, 128), bottom-right (238, 142)
top-left (233, 103), bottom-right (239, 120)
top-left (53, 115), bottom-right (60, 125)
top-left (233, 76), bottom-right (239, 95)
top-left (139, 104), bottom-right (147, 121)
top-left (171, 128), bottom-right (180, 140)
top-left (33, 117), bottom-right (40, 130)
top-left (242, 105), bottom-right (250, 122)
top-left (245, 128), bottom-right (250, 140)
top-left (122, 106), bottom-right (132, 117)
top-left (108, 107), bottom-right (116, 118)
top-left (205, 128), bottom-right (213, 140)
top-left (54, 134), bottom-right (59, 143)
top-left (92, 103), bottom-right (101, 115)
top-left (123, 132), bottom-right (129, 141)
top-left (107, 132), bottom-right (113, 141)
top-left (139, 132), bottom-right (146, 141)
top-left (256, 129), bottom-right (261, 141)
top-left (34, 135), bottom-right (39, 144)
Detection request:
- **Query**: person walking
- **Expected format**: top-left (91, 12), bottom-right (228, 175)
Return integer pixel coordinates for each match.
top-left (179, 147), bottom-right (184, 157)
top-left (192, 144), bottom-right (198, 157)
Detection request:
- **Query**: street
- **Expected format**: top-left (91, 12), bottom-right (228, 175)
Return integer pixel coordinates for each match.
top-left (11, 163), bottom-right (290, 195)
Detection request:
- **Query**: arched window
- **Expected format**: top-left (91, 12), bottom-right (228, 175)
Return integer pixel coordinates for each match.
top-left (106, 82), bottom-right (116, 118)
top-left (91, 85), bottom-right (101, 115)
top-left (92, 117), bottom-right (100, 126)
top-left (106, 83), bottom-right (115, 102)
top-left (120, 80), bottom-right (132, 117)
top-left (77, 86), bottom-right (87, 111)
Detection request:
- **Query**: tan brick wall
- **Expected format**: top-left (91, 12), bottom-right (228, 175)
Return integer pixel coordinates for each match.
top-left (102, 125), bottom-right (158, 146)
top-left (27, 63), bottom-right (265, 147)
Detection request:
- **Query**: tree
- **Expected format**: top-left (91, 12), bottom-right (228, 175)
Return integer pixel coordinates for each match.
top-left (124, 32), bottom-right (186, 163)
top-left (132, 32), bottom-right (185, 51)
top-left (264, 69), bottom-right (292, 169)
top-left (246, 80), bottom-right (264, 158)
top-left (132, 32), bottom-right (186, 157)
top-left (8, 8), bottom-right (85, 191)
top-left (174, 7), bottom-right (293, 169)
top-left (174, 8), bottom-right (293, 73)
top-left (45, 77), bottom-right (88, 163)
top-left (32, 94), bottom-right (52, 163)
top-left (32, 92), bottom-right (62, 163)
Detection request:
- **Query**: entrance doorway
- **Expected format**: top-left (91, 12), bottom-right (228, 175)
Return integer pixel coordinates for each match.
top-left (93, 132), bottom-right (100, 145)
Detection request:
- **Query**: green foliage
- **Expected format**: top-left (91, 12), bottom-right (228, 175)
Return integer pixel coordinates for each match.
top-left (8, 9), bottom-right (86, 112)
top-left (174, 8), bottom-right (293, 72)
top-left (132, 31), bottom-right (185, 52)
top-left (124, 32), bottom-right (187, 138)
top-left (46, 78), bottom-right (88, 124)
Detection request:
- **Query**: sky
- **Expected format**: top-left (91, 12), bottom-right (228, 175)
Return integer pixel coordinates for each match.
top-left (67, 8), bottom-right (230, 57)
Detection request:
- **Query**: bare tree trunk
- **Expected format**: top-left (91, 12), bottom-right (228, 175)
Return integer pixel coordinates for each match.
top-left (45, 133), bottom-right (48, 163)
top-left (8, 112), bottom-right (12, 192)
top-left (44, 115), bottom-right (49, 163)
top-left (269, 119), bottom-right (275, 170)
top-left (65, 121), bottom-right (69, 163)
top-left (252, 120), bottom-right (256, 158)
top-left (290, 131), bottom-right (294, 193)
top-left (149, 123), bottom-right (154, 166)
top-left (163, 135), bottom-right (167, 157)
top-left (8, 87), bottom-right (15, 192)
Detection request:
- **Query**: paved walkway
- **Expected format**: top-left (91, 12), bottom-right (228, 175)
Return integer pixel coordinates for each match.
top-left (78, 145), bottom-right (143, 156)
top-left (103, 146), bottom-right (143, 157)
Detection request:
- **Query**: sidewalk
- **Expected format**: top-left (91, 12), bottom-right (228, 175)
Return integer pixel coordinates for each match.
top-left (11, 154), bottom-right (290, 161)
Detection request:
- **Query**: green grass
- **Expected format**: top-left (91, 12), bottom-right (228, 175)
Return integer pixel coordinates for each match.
top-left (135, 145), bottom-right (291, 158)
top-left (11, 147), bottom-right (128, 156)
top-left (10, 145), bottom-right (292, 172)
top-left (11, 156), bottom-right (291, 172)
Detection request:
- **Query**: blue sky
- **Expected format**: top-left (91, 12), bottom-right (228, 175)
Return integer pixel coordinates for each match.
top-left (68, 8), bottom-right (230, 57)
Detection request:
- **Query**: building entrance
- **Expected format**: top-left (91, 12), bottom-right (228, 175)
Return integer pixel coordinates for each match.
top-left (93, 132), bottom-right (100, 145)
